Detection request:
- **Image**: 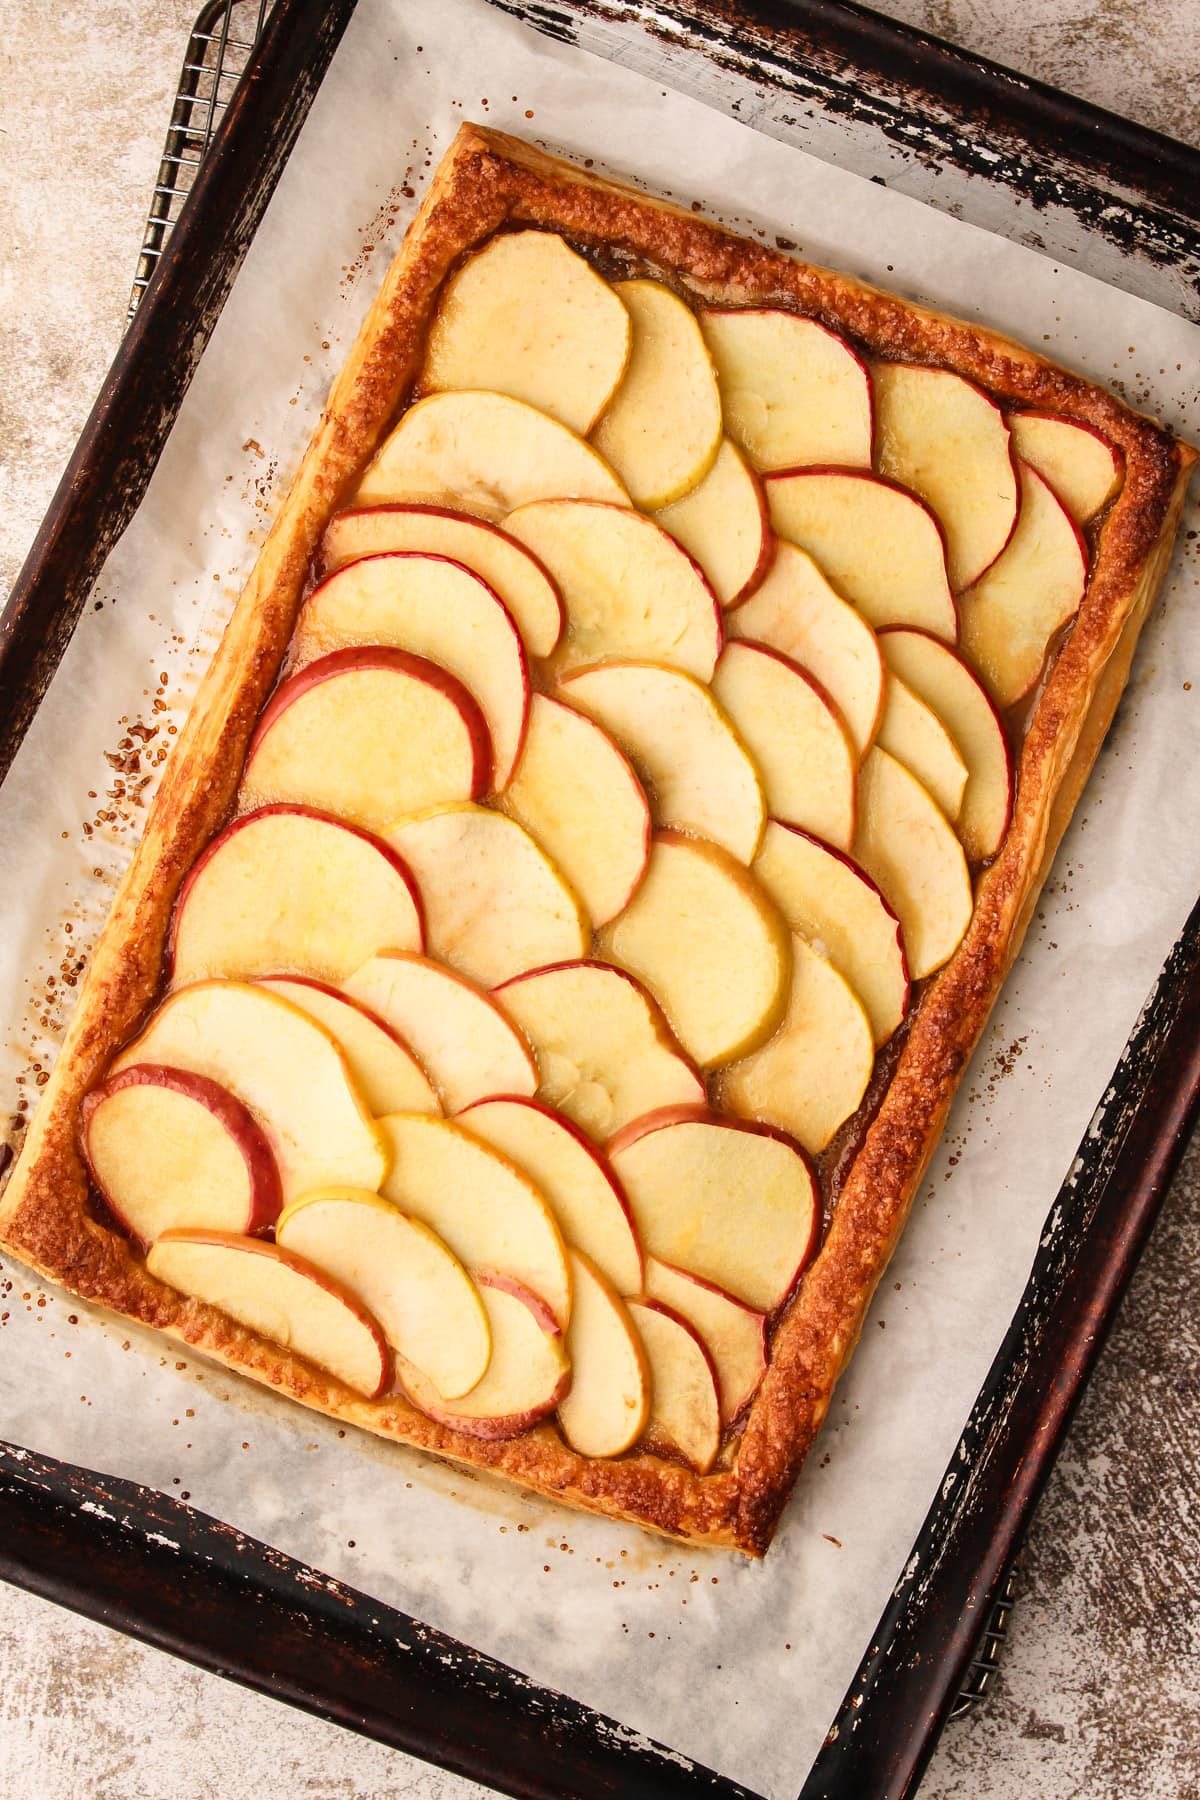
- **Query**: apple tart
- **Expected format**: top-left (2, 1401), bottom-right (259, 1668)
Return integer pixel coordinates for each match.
top-left (2, 126), bottom-right (1194, 1555)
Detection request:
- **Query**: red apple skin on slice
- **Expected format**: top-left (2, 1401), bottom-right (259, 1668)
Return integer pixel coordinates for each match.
top-left (656, 438), bottom-right (773, 608)
top-left (254, 977), bottom-right (440, 1117)
top-left (875, 672), bottom-right (968, 823)
top-left (397, 1274), bottom-right (570, 1441)
top-left (557, 1249), bottom-right (650, 1458)
top-left (854, 748), bottom-right (973, 981)
top-left (627, 1298), bottom-right (721, 1475)
top-left (1008, 411), bottom-right (1123, 524)
top-left (146, 1231), bottom-right (390, 1400)
top-left (643, 1257), bottom-right (766, 1425)
top-left (81, 1064), bottom-right (282, 1248)
top-left (699, 308), bottom-right (874, 472)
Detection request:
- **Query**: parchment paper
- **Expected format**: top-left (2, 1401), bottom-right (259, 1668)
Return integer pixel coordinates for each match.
top-left (2, 4), bottom-right (1199, 1793)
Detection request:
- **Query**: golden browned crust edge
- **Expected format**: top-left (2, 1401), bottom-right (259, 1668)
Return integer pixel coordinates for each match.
top-left (2, 124), bottom-right (1195, 1557)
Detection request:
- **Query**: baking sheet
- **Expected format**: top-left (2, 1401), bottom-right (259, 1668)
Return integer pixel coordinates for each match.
top-left (1, 2), bottom-right (1199, 1793)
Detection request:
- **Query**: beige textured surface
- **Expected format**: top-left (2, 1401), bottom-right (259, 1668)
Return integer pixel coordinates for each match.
top-left (1, 4), bottom-right (1197, 1797)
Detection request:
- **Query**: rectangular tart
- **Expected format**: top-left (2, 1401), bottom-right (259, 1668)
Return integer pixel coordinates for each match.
top-left (1, 124), bottom-right (1194, 1555)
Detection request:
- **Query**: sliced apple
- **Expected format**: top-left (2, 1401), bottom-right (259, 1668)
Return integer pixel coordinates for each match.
top-left (493, 960), bottom-right (705, 1142)
top-left (717, 933), bottom-right (875, 1155)
top-left (343, 952), bottom-right (537, 1114)
top-left (239, 647), bottom-right (490, 827)
top-left (765, 469), bottom-right (957, 641)
top-left (254, 977), bottom-right (439, 1117)
top-left (383, 805), bottom-right (588, 988)
top-left (643, 1257), bottom-right (766, 1425)
top-left (321, 506), bottom-right (563, 658)
top-left (81, 1065), bottom-right (282, 1247)
top-left (591, 279), bottom-right (722, 509)
top-left (873, 362), bottom-right (1018, 590)
top-left (752, 821), bottom-right (909, 1047)
top-left (656, 438), bottom-right (772, 607)
top-left (169, 806), bottom-right (422, 989)
top-left (608, 1107), bottom-right (818, 1313)
top-left (398, 1274), bottom-right (570, 1440)
top-left (1009, 411), bottom-right (1123, 524)
top-left (599, 831), bottom-right (791, 1070)
top-left (557, 1250), bottom-right (650, 1458)
top-left (146, 1231), bottom-right (389, 1399)
top-left (505, 499), bottom-right (722, 681)
top-left (876, 671), bottom-right (968, 822)
top-left (699, 308), bottom-right (873, 471)
top-left (112, 981), bottom-right (388, 1203)
top-left (275, 1188), bottom-right (490, 1400)
top-left (877, 628), bottom-right (1012, 862)
top-left (354, 390), bottom-right (629, 521)
top-left (728, 541), bottom-right (884, 757)
top-left (854, 748), bottom-right (973, 981)
top-left (627, 1299), bottom-right (721, 1473)
top-left (292, 552), bottom-right (528, 789)
top-left (419, 230), bottom-right (631, 435)
top-left (559, 661), bottom-right (765, 864)
top-left (959, 461), bottom-right (1089, 707)
top-left (458, 1097), bottom-right (642, 1296)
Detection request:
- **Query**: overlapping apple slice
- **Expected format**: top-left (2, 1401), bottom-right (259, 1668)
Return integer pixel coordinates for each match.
top-left (254, 977), bottom-right (439, 1117)
top-left (592, 279), bottom-right (722, 508)
top-left (608, 1106), bottom-right (819, 1313)
top-left (1009, 411), bottom-right (1123, 524)
top-left (712, 641), bottom-right (857, 851)
top-left (344, 952), bottom-right (537, 1114)
top-left (500, 695), bottom-right (650, 928)
top-left (82, 1065), bottom-right (282, 1247)
top-left (147, 1231), bottom-right (390, 1398)
top-left (557, 1250), bottom-right (650, 1458)
top-left (397, 1275), bottom-right (570, 1441)
top-left (275, 1188), bottom-right (490, 1399)
top-left (113, 980), bottom-right (388, 1202)
top-left (599, 831), bottom-right (791, 1070)
top-left (656, 438), bottom-right (772, 607)
top-left (169, 806), bottom-right (422, 988)
top-left (854, 748), bottom-right (973, 981)
top-left (292, 552), bottom-right (528, 789)
top-left (699, 308), bottom-right (873, 470)
top-left (628, 1298), bottom-right (721, 1474)
top-left (493, 960), bottom-right (704, 1142)
top-left (643, 1258), bottom-right (767, 1425)
top-left (959, 461), bottom-right (1088, 707)
top-left (419, 230), bottom-right (631, 435)
top-left (354, 390), bottom-right (629, 520)
top-left (876, 672), bottom-right (968, 822)
top-left (765, 469), bottom-right (957, 641)
top-left (559, 661), bottom-right (765, 864)
top-left (505, 499), bottom-right (722, 681)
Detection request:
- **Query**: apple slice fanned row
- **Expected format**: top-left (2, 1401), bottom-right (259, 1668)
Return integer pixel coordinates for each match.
top-left (699, 308), bottom-right (874, 472)
top-left (1008, 411), bottom-right (1123, 525)
top-left (627, 1298), bottom-right (721, 1475)
top-left (854, 748), bottom-right (973, 981)
top-left (558, 1249), bottom-right (650, 1458)
top-left (397, 1275), bottom-right (571, 1441)
top-left (655, 437), bottom-right (773, 608)
top-left (254, 977), bottom-right (440, 1118)
top-left (642, 1257), bottom-right (767, 1426)
top-left (875, 671), bottom-right (968, 824)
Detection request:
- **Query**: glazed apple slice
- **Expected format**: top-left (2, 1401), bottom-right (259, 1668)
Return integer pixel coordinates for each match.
top-left (643, 1257), bottom-right (767, 1425)
top-left (717, 934), bottom-right (875, 1154)
top-left (557, 1250), bottom-right (650, 1458)
top-left (292, 552), bottom-right (528, 789)
top-left (877, 628), bottom-right (1012, 862)
top-left (398, 1275), bottom-right (570, 1441)
top-left (873, 363), bottom-right (1018, 590)
top-left (592, 279), bottom-right (722, 508)
top-left (458, 1097), bottom-right (642, 1296)
top-left (146, 1232), bottom-right (389, 1399)
top-left (608, 1106), bottom-right (818, 1312)
top-left (82, 1065), bottom-right (282, 1247)
top-left (959, 461), bottom-right (1088, 706)
top-left (752, 821), bottom-right (910, 1047)
top-left (656, 438), bottom-right (772, 607)
top-left (275, 1188), bottom-right (490, 1399)
top-left (712, 641), bottom-right (857, 851)
top-left (169, 807), bottom-right (422, 988)
top-left (765, 469), bottom-right (957, 641)
top-left (493, 961), bottom-right (705, 1142)
top-left (239, 647), bottom-right (490, 828)
top-left (419, 230), bottom-right (631, 435)
top-left (728, 541), bottom-right (885, 757)
top-left (628, 1300), bottom-right (721, 1473)
top-left (344, 952), bottom-right (536, 1114)
top-left (254, 977), bottom-right (439, 1117)
top-left (854, 748), bottom-right (973, 981)
top-left (500, 694), bottom-right (651, 927)
top-left (699, 308), bottom-right (873, 470)
top-left (876, 672), bottom-right (968, 822)
top-left (354, 390), bottom-right (629, 520)
top-left (599, 831), bottom-right (791, 1070)
top-left (384, 805), bottom-right (588, 988)
top-left (505, 499), bottom-right (722, 681)
top-left (112, 980), bottom-right (388, 1203)
top-left (1009, 411), bottom-right (1123, 523)
top-left (321, 507), bottom-right (563, 658)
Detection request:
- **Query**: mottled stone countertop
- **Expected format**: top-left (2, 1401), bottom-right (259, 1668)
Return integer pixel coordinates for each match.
top-left (1, 4), bottom-right (1197, 1796)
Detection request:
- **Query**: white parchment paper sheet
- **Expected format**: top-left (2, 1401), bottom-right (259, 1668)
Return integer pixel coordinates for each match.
top-left (2, 4), bottom-right (1199, 1793)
